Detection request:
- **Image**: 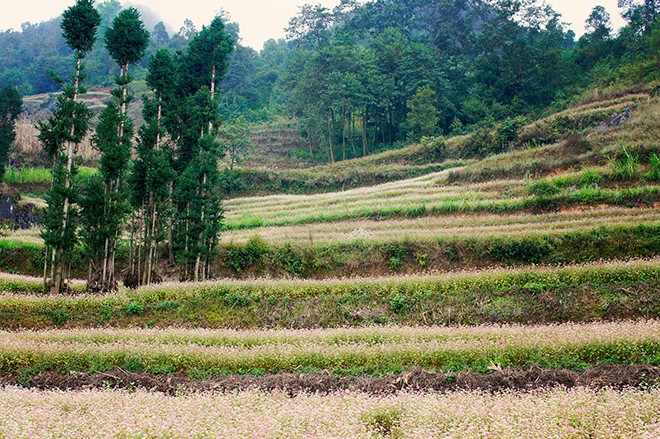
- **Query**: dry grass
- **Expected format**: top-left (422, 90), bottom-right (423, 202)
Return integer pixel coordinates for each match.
top-left (221, 206), bottom-right (660, 245)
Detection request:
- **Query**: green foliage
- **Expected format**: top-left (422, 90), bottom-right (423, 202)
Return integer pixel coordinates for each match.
top-left (0, 85), bottom-right (22, 181)
top-left (579, 169), bottom-right (602, 188)
top-left (60, 0), bottom-right (101, 53)
top-left (405, 85), bottom-right (440, 141)
top-left (182, 16), bottom-right (234, 94)
top-left (486, 236), bottom-right (554, 264)
top-left (104, 8), bottom-right (150, 67)
top-left (174, 145), bottom-right (225, 280)
top-left (224, 236), bottom-right (269, 273)
top-left (495, 116), bottom-right (527, 150)
top-left (646, 153), bottom-right (660, 181)
top-left (124, 301), bottom-right (144, 316)
top-left (527, 179), bottom-right (561, 197)
top-left (218, 116), bottom-right (253, 170)
top-left (611, 146), bottom-right (640, 180)
top-left (363, 407), bottom-right (404, 438)
top-left (47, 309), bottom-right (69, 326)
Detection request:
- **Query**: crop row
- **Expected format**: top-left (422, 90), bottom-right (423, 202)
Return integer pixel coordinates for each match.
top-left (1, 258), bottom-right (659, 328)
top-left (216, 223), bottom-right (660, 278)
top-left (221, 206), bottom-right (660, 245)
top-left (0, 320), bottom-right (658, 377)
top-left (1, 387), bottom-right (658, 438)
top-left (223, 180), bottom-right (660, 230)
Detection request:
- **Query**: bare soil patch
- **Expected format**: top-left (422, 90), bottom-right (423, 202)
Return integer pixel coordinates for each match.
top-left (3, 365), bottom-right (658, 395)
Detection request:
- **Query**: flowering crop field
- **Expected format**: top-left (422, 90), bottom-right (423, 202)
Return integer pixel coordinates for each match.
top-left (221, 206), bottom-right (660, 245)
top-left (0, 386), bottom-right (658, 438)
top-left (222, 168), bottom-right (660, 229)
top-left (1, 320), bottom-right (658, 377)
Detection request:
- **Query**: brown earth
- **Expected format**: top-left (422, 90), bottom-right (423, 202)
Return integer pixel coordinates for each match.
top-left (3, 365), bottom-right (658, 396)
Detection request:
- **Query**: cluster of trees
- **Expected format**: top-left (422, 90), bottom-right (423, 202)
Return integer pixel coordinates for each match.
top-left (0, 0), bottom-right (210, 96)
top-left (1, 0), bottom-right (658, 171)
top-left (38, 0), bottom-right (234, 294)
top-left (279, 0), bottom-right (659, 162)
top-left (0, 85), bottom-right (22, 181)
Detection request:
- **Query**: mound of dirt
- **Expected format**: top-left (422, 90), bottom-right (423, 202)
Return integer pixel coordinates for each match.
top-left (3, 364), bottom-right (658, 396)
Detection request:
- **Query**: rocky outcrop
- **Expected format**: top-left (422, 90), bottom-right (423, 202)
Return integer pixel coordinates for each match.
top-left (0, 185), bottom-right (40, 230)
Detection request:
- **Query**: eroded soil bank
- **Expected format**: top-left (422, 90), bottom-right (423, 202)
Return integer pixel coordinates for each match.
top-left (3, 364), bottom-right (658, 395)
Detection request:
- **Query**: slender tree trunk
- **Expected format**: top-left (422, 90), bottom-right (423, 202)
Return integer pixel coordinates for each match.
top-left (156, 93), bottom-right (162, 148)
top-left (43, 246), bottom-right (49, 293)
top-left (349, 111), bottom-right (357, 157)
top-left (147, 200), bottom-right (157, 285)
top-left (327, 117), bottom-right (335, 163)
top-left (50, 54), bottom-right (83, 294)
top-left (362, 107), bottom-right (368, 157)
top-left (194, 173), bottom-right (207, 282)
top-left (168, 181), bottom-right (174, 264)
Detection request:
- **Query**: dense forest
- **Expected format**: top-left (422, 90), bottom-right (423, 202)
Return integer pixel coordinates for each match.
top-left (1, 0), bottom-right (658, 163)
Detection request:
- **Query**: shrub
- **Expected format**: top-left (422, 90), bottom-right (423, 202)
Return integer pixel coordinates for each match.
top-left (275, 243), bottom-right (310, 276)
top-left (487, 237), bottom-right (554, 264)
top-left (419, 136), bottom-right (447, 162)
top-left (611, 147), bottom-right (640, 180)
top-left (363, 407), bottom-right (403, 438)
top-left (495, 116), bottom-right (527, 150)
top-left (124, 302), bottom-right (144, 316)
top-left (646, 153), bottom-right (660, 182)
top-left (223, 236), bottom-right (269, 273)
top-left (579, 169), bottom-right (602, 188)
top-left (527, 179), bottom-right (561, 197)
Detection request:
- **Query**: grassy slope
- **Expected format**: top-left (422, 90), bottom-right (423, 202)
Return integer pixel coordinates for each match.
top-left (1, 259), bottom-right (659, 329)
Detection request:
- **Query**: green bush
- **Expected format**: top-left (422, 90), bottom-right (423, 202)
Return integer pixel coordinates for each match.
top-left (646, 153), bottom-right (660, 182)
top-left (363, 407), bottom-right (404, 438)
top-left (495, 116), bottom-right (527, 150)
top-left (124, 302), bottom-right (144, 316)
top-left (223, 236), bottom-right (270, 273)
top-left (579, 169), bottom-right (602, 188)
top-left (611, 147), bottom-right (640, 180)
top-left (527, 179), bottom-right (561, 197)
top-left (487, 237), bottom-right (554, 264)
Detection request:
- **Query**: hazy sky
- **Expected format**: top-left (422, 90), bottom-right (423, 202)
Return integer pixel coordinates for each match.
top-left (1, 0), bottom-right (629, 50)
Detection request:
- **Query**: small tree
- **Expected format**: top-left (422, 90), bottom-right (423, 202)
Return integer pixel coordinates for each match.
top-left (405, 85), bottom-right (440, 142)
top-left (585, 6), bottom-right (612, 41)
top-left (218, 116), bottom-right (253, 170)
top-left (39, 0), bottom-right (100, 294)
top-left (0, 85), bottom-right (22, 181)
top-left (174, 135), bottom-right (224, 281)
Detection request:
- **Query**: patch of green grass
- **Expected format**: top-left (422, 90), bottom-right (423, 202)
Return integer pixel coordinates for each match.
top-left (3, 166), bottom-right (97, 184)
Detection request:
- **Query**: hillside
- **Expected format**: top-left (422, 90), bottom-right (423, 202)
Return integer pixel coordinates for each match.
top-left (1, 0), bottom-right (659, 436)
top-left (3, 90), bottom-right (659, 280)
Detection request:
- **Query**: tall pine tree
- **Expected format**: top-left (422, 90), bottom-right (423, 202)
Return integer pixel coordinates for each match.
top-left (128, 49), bottom-right (177, 286)
top-left (38, 0), bottom-right (100, 294)
top-left (173, 17), bottom-right (233, 280)
top-left (81, 7), bottom-right (148, 292)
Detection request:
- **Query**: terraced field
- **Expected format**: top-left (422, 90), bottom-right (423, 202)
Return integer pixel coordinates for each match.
top-left (1, 92), bottom-right (659, 438)
top-left (223, 206), bottom-right (660, 245)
